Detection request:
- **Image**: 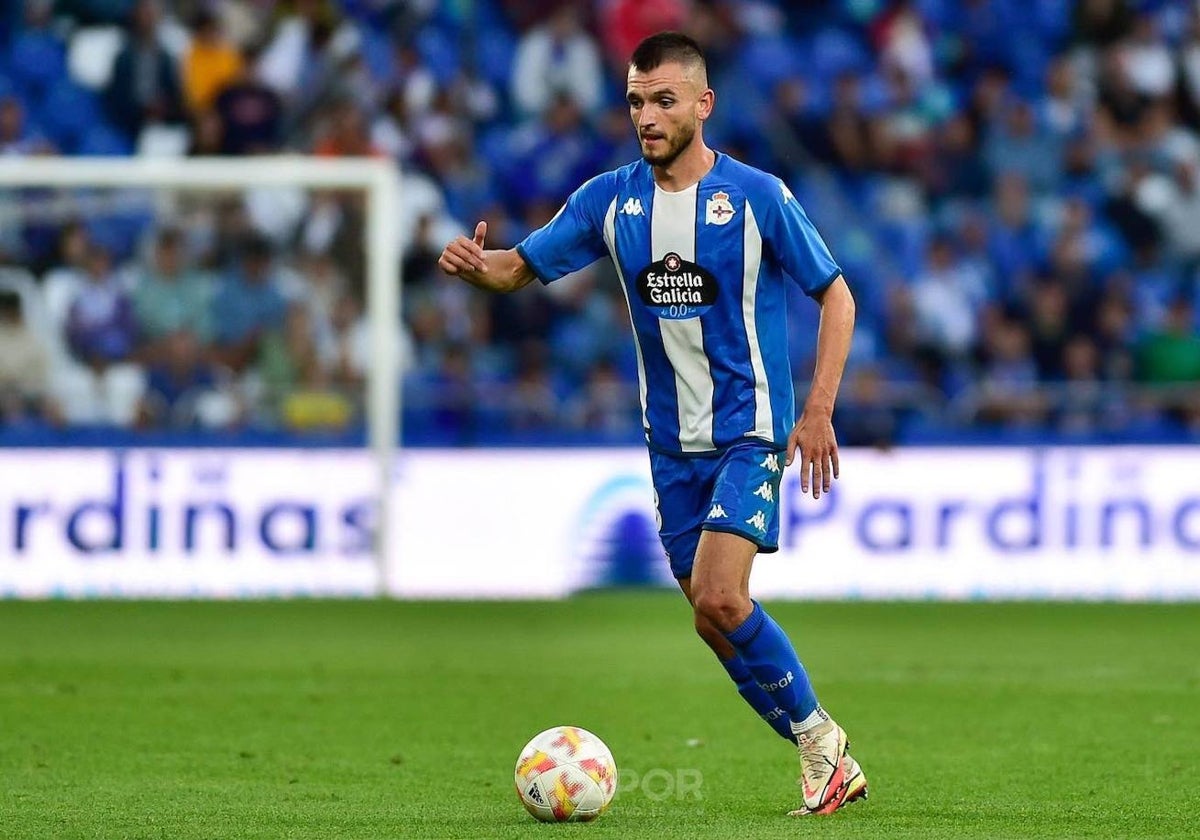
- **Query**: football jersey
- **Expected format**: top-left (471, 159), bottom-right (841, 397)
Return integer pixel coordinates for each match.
top-left (516, 152), bottom-right (841, 455)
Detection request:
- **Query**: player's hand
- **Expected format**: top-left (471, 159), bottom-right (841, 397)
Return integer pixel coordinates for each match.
top-left (786, 409), bottom-right (839, 500)
top-left (438, 221), bottom-right (488, 276)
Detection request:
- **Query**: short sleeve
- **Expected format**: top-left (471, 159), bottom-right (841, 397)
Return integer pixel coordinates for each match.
top-left (760, 179), bottom-right (841, 297)
top-left (516, 173), bottom-right (614, 284)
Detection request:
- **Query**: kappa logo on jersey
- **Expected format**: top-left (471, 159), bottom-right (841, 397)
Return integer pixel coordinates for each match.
top-left (707, 504), bottom-right (727, 519)
top-left (705, 190), bottom-right (736, 225)
top-left (635, 252), bottom-right (719, 320)
top-left (780, 180), bottom-right (795, 203)
top-left (753, 481), bottom-right (775, 503)
top-left (745, 510), bottom-right (767, 532)
top-left (620, 197), bottom-right (644, 216)
top-left (760, 453), bottom-right (780, 473)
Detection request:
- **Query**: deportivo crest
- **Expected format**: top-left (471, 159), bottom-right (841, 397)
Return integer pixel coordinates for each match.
top-left (705, 191), bottom-right (735, 225)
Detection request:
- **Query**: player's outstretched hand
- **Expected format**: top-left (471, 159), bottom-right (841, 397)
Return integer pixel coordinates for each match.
top-left (438, 221), bottom-right (488, 276)
top-left (786, 410), bottom-right (839, 500)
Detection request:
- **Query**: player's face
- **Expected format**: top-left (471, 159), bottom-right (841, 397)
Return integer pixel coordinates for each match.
top-left (627, 62), bottom-right (712, 168)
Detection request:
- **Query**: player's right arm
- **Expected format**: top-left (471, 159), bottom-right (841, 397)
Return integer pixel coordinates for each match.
top-left (439, 172), bottom-right (615, 293)
top-left (438, 221), bottom-right (536, 293)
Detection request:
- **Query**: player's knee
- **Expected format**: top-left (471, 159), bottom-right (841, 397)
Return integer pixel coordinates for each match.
top-left (692, 589), bottom-right (751, 635)
top-left (692, 612), bottom-right (733, 655)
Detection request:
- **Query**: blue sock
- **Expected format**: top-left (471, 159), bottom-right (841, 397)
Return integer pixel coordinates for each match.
top-left (719, 654), bottom-right (795, 741)
top-left (723, 601), bottom-right (820, 723)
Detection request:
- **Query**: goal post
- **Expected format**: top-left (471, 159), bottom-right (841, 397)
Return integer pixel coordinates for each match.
top-left (0, 156), bottom-right (402, 595)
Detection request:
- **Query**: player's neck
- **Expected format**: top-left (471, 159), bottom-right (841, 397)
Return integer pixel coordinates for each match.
top-left (651, 142), bottom-right (716, 193)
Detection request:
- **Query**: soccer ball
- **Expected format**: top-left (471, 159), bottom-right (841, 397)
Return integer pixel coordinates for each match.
top-left (513, 725), bottom-right (617, 822)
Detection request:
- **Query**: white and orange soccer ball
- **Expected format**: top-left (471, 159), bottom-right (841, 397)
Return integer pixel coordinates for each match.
top-left (513, 725), bottom-right (617, 822)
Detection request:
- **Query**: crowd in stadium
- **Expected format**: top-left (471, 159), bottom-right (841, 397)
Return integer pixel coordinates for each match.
top-left (2, 0), bottom-right (1200, 444)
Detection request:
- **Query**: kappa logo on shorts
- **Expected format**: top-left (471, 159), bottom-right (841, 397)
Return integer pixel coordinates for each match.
top-left (760, 453), bottom-right (780, 473)
top-left (745, 510), bottom-right (767, 532)
top-left (753, 481), bottom-right (775, 503)
top-left (707, 504), bottom-right (727, 519)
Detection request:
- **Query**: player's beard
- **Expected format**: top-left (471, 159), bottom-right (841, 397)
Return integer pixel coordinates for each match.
top-left (640, 121), bottom-right (696, 168)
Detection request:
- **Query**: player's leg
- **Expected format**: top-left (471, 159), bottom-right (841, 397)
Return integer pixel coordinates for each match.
top-left (690, 444), bottom-right (865, 815)
top-left (650, 449), bottom-right (794, 742)
top-left (677, 576), bottom-right (794, 741)
top-left (689, 530), bottom-right (822, 729)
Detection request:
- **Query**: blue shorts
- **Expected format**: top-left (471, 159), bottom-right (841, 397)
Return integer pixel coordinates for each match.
top-left (650, 441), bottom-right (785, 579)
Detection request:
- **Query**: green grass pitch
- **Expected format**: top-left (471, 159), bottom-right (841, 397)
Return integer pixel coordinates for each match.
top-left (2, 595), bottom-right (1197, 839)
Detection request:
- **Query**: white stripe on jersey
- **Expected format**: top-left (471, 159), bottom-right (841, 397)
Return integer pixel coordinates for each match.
top-left (651, 184), bottom-right (715, 452)
top-left (742, 202), bottom-right (773, 438)
top-left (602, 195), bottom-right (649, 432)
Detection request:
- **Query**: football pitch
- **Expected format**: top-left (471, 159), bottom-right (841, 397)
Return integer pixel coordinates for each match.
top-left (1, 595), bottom-right (1196, 839)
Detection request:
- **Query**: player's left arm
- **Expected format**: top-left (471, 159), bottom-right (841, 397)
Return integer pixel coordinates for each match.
top-left (757, 178), bottom-right (856, 498)
top-left (788, 274), bottom-right (855, 500)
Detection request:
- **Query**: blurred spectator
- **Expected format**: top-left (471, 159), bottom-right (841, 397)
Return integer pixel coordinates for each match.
top-left (313, 98), bottom-right (382, 157)
top-left (212, 53), bottom-right (284, 154)
top-left (1055, 334), bottom-right (1122, 434)
top-left (511, 4), bottom-right (604, 117)
top-left (508, 341), bottom-right (560, 431)
top-left (833, 366), bottom-right (897, 448)
top-left (132, 228), bottom-right (214, 352)
top-left (910, 235), bottom-right (989, 361)
top-left (258, 302), bottom-right (353, 432)
top-left (66, 246), bottom-right (136, 368)
top-left (599, 0), bottom-right (689, 70)
top-left (138, 329), bottom-right (225, 429)
top-left (1073, 0), bottom-right (1135, 48)
top-left (210, 236), bottom-right (287, 372)
top-left (923, 113), bottom-right (988, 203)
top-left (974, 317), bottom-right (1045, 427)
top-left (567, 358), bottom-right (638, 436)
top-left (504, 92), bottom-right (606, 214)
top-left (0, 96), bottom-right (51, 156)
top-left (985, 100), bottom-right (1062, 194)
top-left (0, 290), bottom-right (53, 425)
top-left (1027, 280), bottom-right (1073, 380)
top-left (1137, 296), bottom-right (1200, 384)
top-left (182, 8), bottom-right (244, 114)
top-left (104, 0), bottom-right (184, 138)
top-left (1120, 13), bottom-right (1174, 98)
top-left (256, 0), bottom-right (355, 103)
top-left (871, 0), bottom-right (933, 86)
top-left (1146, 157), bottom-right (1200, 267)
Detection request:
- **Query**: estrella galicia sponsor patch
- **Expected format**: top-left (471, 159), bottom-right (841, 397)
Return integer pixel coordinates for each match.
top-left (635, 252), bottom-right (718, 319)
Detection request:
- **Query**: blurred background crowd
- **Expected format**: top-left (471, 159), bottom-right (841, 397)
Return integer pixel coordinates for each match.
top-left (2, 0), bottom-right (1200, 445)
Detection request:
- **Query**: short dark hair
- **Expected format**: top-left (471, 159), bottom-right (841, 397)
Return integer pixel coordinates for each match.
top-left (629, 31), bottom-right (706, 75)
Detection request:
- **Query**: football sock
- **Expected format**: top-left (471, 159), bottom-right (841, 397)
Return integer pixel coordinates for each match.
top-left (718, 653), bottom-right (795, 742)
top-left (723, 600), bottom-right (820, 724)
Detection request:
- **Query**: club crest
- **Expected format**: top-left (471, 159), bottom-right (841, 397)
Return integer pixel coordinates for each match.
top-left (705, 191), bottom-right (735, 226)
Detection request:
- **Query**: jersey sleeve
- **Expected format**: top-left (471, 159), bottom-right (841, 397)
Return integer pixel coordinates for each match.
top-left (515, 172), bottom-right (614, 284)
top-left (758, 179), bottom-right (842, 297)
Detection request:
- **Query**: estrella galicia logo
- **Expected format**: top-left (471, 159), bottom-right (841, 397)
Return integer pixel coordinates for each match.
top-left (635, 252), bottom-right (718, 320)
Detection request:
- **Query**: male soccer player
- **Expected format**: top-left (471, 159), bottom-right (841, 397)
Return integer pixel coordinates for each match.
top-left (438, 32), bottom-right (864, 816)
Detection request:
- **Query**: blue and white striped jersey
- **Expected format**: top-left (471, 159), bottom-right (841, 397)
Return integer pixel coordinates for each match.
top-left (516, 152), bottom-right (841, 456)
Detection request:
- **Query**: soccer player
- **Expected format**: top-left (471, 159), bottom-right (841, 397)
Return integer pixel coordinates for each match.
top-left (439, 32), bottom-right (864, 816)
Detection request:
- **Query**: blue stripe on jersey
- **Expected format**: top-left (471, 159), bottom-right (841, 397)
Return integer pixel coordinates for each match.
top-left (694, 179), bottom-right (757, 447)
top-left (612, 172), bottom-right (683, 447)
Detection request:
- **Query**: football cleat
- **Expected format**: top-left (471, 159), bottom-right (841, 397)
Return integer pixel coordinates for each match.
top-left (793, 718), bottom-right (849, 813)
top-left (788, 753), bottom-right (868, 816)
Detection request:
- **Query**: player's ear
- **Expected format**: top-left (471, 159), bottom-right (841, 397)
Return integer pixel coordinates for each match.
top-left (697, 87), bottom-right (715, 122)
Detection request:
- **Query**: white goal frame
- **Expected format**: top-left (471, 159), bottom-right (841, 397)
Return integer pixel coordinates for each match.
top-left (0, 157), bottom-right (401, 593)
